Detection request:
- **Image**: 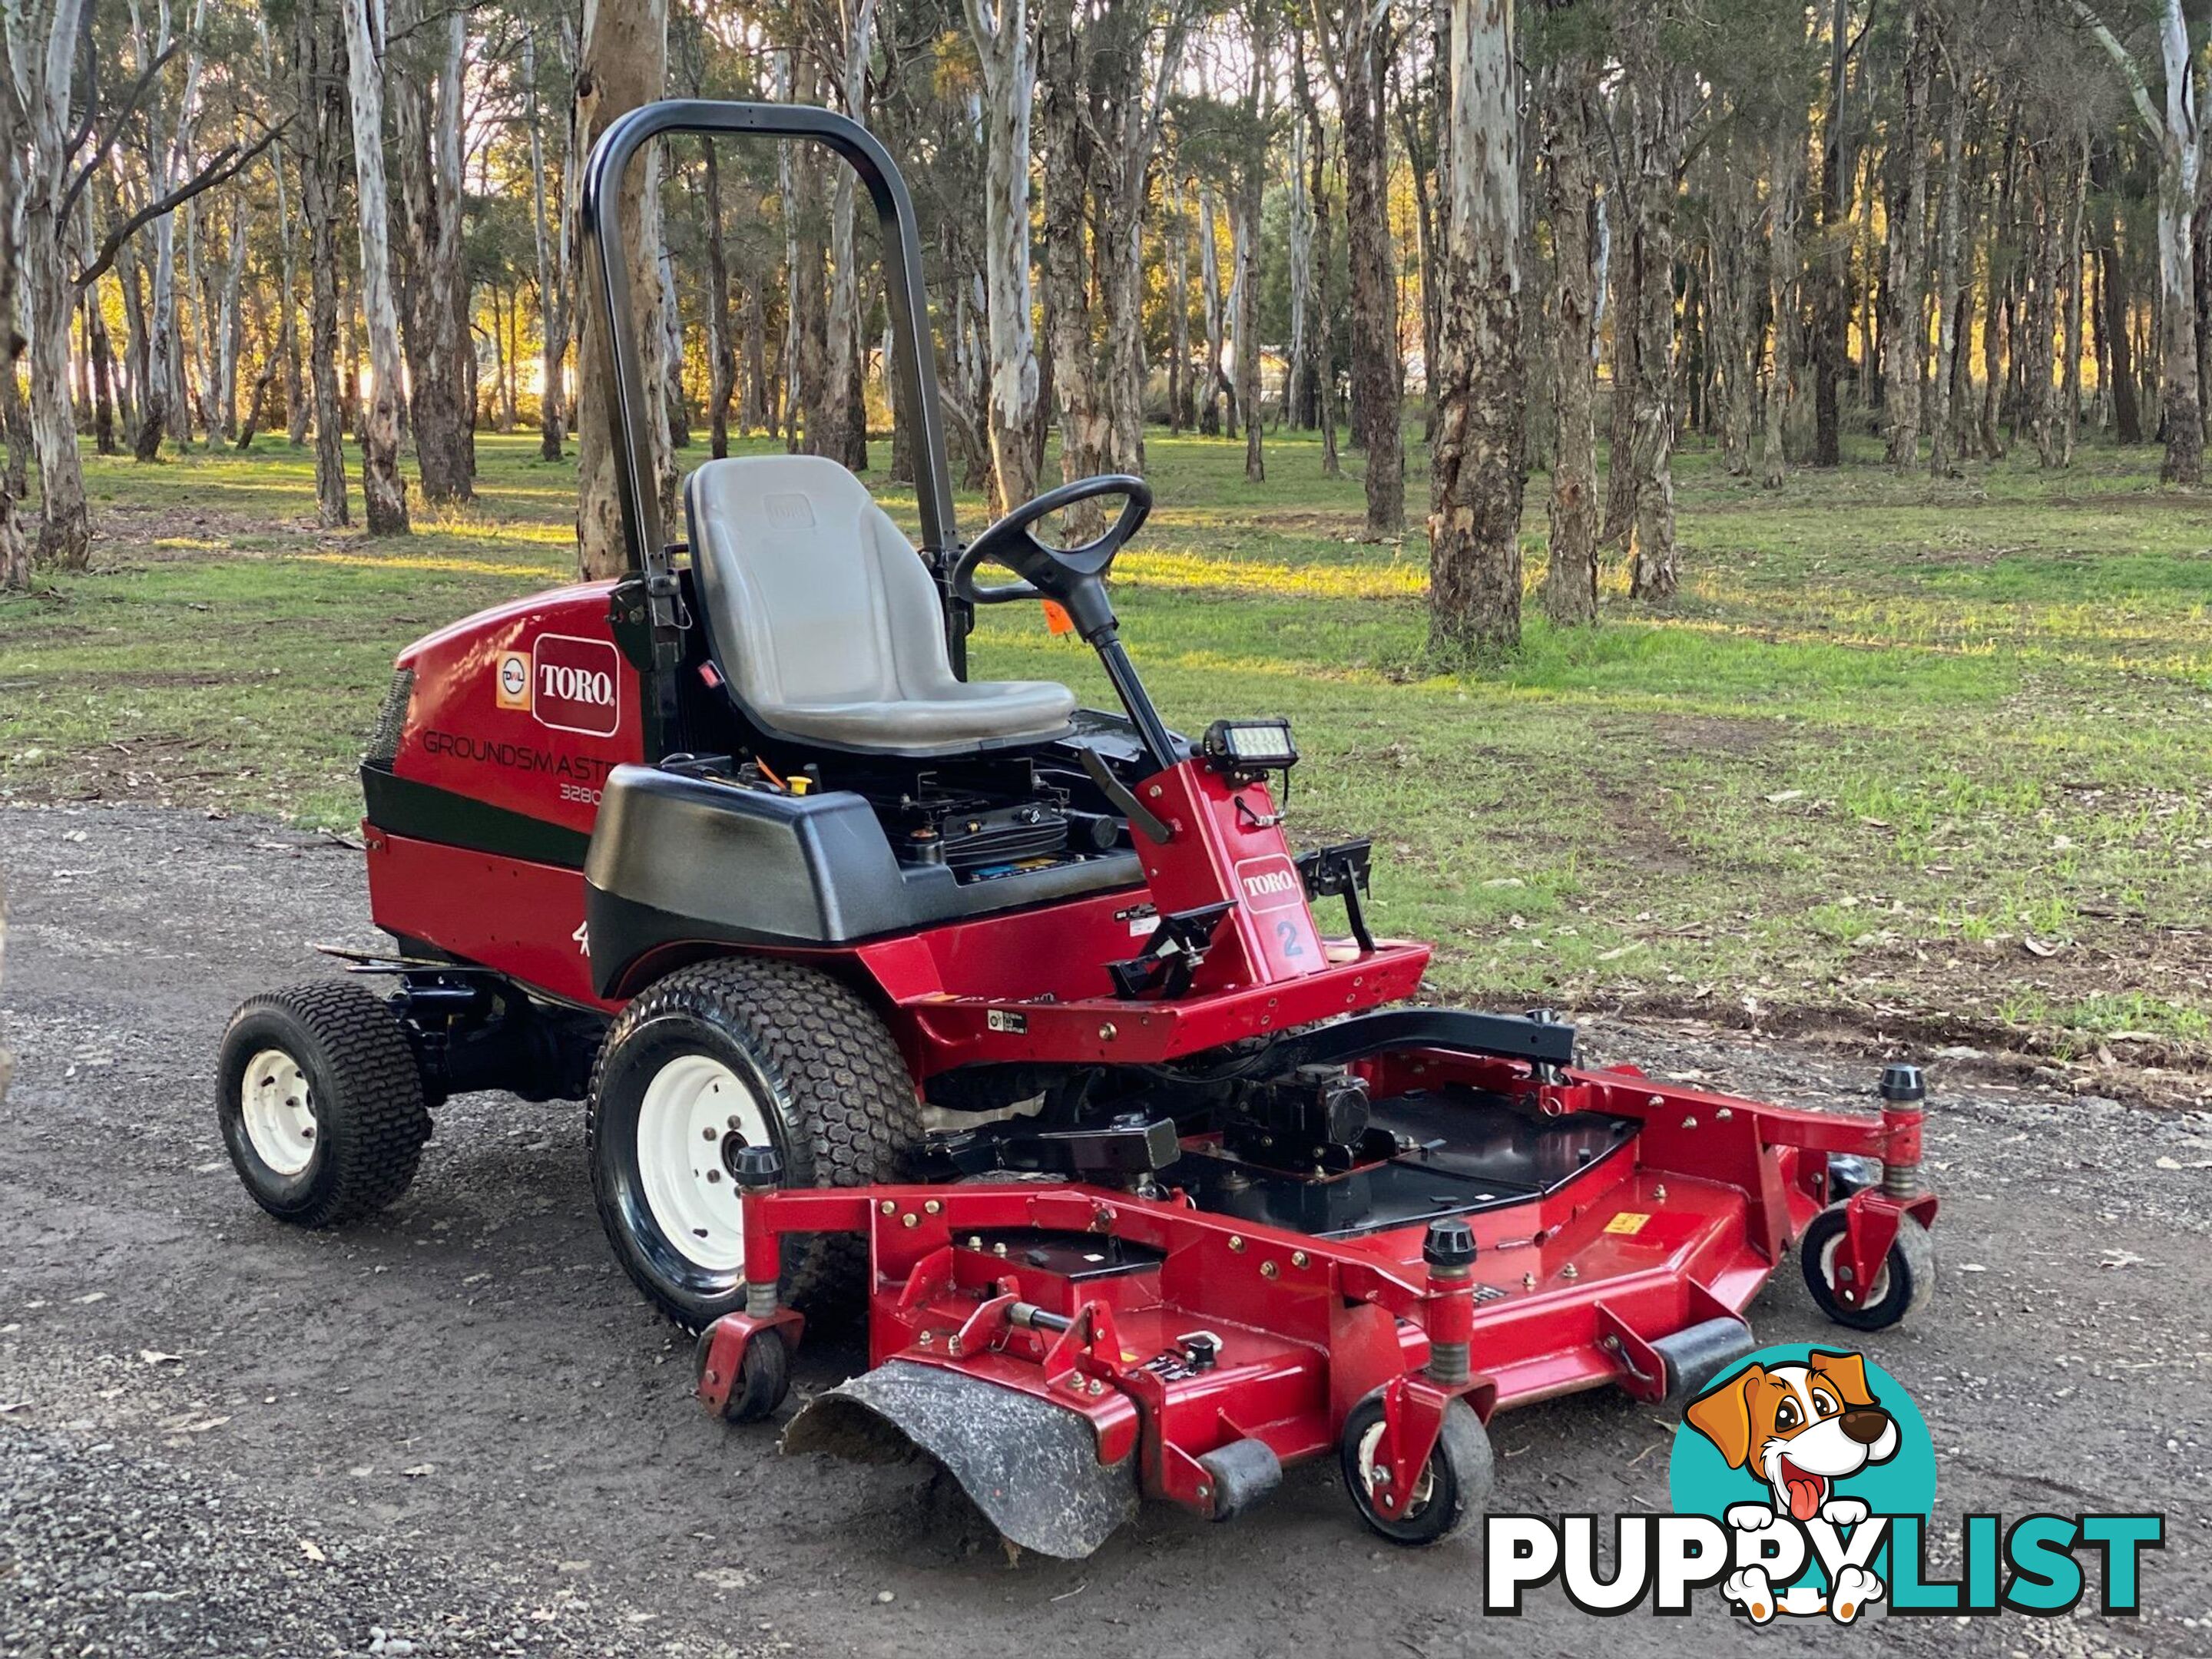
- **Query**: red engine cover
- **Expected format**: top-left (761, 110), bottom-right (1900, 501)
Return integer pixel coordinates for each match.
top-left (386, 581), bottom-right (644, 830)
top-left (366, 583), bottom-right (644, 1005)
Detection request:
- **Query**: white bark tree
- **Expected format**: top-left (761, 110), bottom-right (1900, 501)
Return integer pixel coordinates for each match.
top-left (571, 0), bottom-right (671, 577)
top-left (2076, 0), bottom-right (2201, 485)
top-left (820, 0), bottom-right (878, 473)
top-left (0, 24), bottom-right (27, 591)
top-left (7, 0), bottom-right (94, 568)
top-left (392, 0), bottom-right (472, 500)
top-left (339, 0), bottom-right (410, 531)
top-left (959, 0), bottom-right (1040, 512)
top-left (1427, 0), bottom-right (1523, 653)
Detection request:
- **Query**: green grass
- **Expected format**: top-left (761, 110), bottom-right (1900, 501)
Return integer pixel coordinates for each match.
top-left (8, 423), bottom-right (2212, 1054)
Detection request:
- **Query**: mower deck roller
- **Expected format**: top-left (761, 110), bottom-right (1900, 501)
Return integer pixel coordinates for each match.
top-left (218, 96), bottom-right (1942, 1558)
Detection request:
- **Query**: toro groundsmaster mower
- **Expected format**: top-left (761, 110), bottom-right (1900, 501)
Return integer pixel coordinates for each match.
top-left (216, 101), bottom-right (1940, 1556)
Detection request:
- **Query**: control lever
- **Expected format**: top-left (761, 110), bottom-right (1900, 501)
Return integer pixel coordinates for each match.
top-left (1079, 747), bottom-right (1171, 845)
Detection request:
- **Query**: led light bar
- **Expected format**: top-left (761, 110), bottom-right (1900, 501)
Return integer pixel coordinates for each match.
top-left (1201, 717), bottom-right (1299, 770)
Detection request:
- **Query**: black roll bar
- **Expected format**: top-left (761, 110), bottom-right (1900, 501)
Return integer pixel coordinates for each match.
top-left (578, 101), bottom-right (964, 663)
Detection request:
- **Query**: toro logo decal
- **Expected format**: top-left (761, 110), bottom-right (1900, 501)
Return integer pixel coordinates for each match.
top-left (529, 634), bottom-right (620, 737)
top-left (1235, 853), bottom-right (1303, 914)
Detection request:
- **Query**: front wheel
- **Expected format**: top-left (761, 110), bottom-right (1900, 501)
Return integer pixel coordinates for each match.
top-left (587, 958), bottom-right (923, 1330)
top-left (1800, 1204), bottom-right (1935, 1331)
top-left (215, 981), bottom-right (431, 1227)
top-left (1339, 1392), bottom-right (1493, 1546)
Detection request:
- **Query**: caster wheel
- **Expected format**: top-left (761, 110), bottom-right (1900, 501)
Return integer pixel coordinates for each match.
top-left (1339, 1391), bottom-right (1493, 1546)
top-left (216, 981), bottom-right (430, 1227)
top-left (694, 1326), bottom-right (790, 1423)
top-left (1801, 1205), bottom-right (1935, 1331)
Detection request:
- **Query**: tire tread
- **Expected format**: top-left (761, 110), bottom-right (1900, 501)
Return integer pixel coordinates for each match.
top-left (220, 980), bottom-right (429, 1227)
top-left (587, 957), bottom-right (920, 1321)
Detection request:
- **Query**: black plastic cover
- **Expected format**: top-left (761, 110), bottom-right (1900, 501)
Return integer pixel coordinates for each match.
top-left (583, 763), bottom-right (1144, 995)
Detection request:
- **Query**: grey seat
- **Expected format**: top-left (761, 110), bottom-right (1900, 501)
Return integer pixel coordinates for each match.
top-left (684, 455), bottom-right (1077, 755)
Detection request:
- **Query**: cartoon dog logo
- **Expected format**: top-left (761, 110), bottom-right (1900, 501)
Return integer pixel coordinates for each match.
top-left (1684, 1350), bottom-right (1898, 1624)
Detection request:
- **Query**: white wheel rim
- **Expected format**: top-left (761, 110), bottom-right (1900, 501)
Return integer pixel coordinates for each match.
top-left (1819, 1231), bottom-right (1891, 1307)
top-left (1355, 1419), bottom-right (1437, 1522)
top-left (636, 1053), bottom-right (771, 1274)
top-left (241, 1048), bottom-right (318, 1177)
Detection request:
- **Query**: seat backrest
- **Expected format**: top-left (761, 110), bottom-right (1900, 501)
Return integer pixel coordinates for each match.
top-left (684, 455), bottom-right (958, 715)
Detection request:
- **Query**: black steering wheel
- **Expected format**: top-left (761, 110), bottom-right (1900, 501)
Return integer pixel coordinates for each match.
top-left (951, 475), bottom-right (1152, 637)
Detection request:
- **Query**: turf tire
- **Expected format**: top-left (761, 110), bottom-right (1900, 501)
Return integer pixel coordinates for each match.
top-left (215, 980), bottom-right (431, 1227)
top-left (588, 957), bottom-right (922, 1330)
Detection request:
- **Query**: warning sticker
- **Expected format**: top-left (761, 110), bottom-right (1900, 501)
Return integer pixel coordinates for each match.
top-left (1604, 1212), bottom-right (1651, 1236)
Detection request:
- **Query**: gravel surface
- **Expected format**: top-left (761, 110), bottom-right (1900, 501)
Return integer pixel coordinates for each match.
top-left (2, 803), bottom-right (2208, 1657)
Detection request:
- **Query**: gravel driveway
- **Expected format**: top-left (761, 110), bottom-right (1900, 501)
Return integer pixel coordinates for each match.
top-left (2, 805), bottom-right (2207, 1657)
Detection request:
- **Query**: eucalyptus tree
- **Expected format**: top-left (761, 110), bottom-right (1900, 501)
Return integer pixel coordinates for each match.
top-left (1312, 0), bottom-right (1404, 537)
top-left (1426, 0), bottom-right (1522, 652)
top-left (2072, 0), bottom-right (2192, 480)
top-left (571, 0), bottom-right (671, 578)
top-left (339, 0), bottom-right (409, 530)
top-left (960, 0), bottom-right (1039, 510)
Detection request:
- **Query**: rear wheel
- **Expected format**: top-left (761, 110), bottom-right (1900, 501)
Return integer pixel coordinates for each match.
top-left (215, 981), bottom-right (431, 1227)
top-left (1339, 1392), bottom-right (1493, 1546)
top-left (588, 957), bottom-right (922, 1330)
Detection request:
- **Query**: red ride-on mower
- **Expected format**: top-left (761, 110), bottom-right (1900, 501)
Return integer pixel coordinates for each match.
top-left (217, 101), bottom-right (1939, 1555)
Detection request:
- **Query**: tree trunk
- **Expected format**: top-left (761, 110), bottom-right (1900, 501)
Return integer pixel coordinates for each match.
top-left (740, 286), bottom-right (768, 435)
top-left (392, 2), bottom-right (474, 503)
top-left (1981, 117), bottom-right (2017, 459)
top-left (1200, 180), bottom-right (1229, 437)
top-left (821, 0), bottom-right (879, 475)
top-left (2080, 0), bottom-right (2201, 482)
top-left (1927, 43), bottom-right (1968, 477)
top-left (2101, 204), bottom-right (2143, 444)
top-left (1341, 25), bottom-right (1403, 535)
top-left (1233, 31), bottom-right (1268, 488)
top-left (0, 55), bottom-right (28, 592)
top-left (215, 203), bottom-right (248, 441)
top-left (962, 0), bottom-right (1041, 512)
top-left (702, 143), bottom-right (736, 459)
top-left (87, 284), bottom-right (118, 456)
top-left (2028, 154), bottom-right (2063, 468)
top-left (572, 0), bottom-right (672, 575)
top-left (2061, 134), bottom-right (2088, 465)
top-left (341, 0), bottom-right (412, 532)
top-left (658, 238), bottom-right (690, 450)
top-left (1884, 0), bottom-right (1930, 468)
top-left (1286, 99), bottom-right (1315, 429)
top-left (270, 109), bottom-right (310, 449)
top-left (1622, 8), bottom-right (1682, 600)
top-left (1038, 0), bottom-right (1111, 515)
top-left (1763, 90), bottom-right (1806, 488)
top-left (1428, 0), bottom-right (1524, 655)
top-left (1711, 154), bottom-right (1756, 477)
top-left (527, 29), bottom-right (571, 461)
top-left (1811, 0), bottom-right (1849, 467)
top-left (1167, 174), bottom-right (1190, 435)
top-left (298, 0), bottom-right (350, 525)
top-left (1310, 107), bottom-right (1343, 478)
top-left (20, 0), bottom-right (94, 568)
top-left (1541, 65), bottom-right (1599, 628)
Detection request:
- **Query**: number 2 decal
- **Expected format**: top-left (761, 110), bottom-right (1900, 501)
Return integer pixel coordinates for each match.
top-left (1274, 919), bottom-right (1306, 958)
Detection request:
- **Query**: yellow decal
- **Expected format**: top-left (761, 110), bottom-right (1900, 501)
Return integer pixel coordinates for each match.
top-left (1604, 1212), bottom-right (1651, 1236)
